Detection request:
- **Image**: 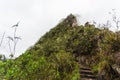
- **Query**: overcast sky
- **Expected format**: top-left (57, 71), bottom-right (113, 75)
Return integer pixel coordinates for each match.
top-left (0, 0), bottom-right (120, 58)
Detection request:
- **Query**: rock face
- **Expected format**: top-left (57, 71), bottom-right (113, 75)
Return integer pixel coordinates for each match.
top-left (114, 52), bottom-right (120, 65)
top-left (63, 14), bottom-right (78, 27)
top-left (113, 52), bottom-right (120, 78)
top-left (112, 64), bottom-right (120, 75)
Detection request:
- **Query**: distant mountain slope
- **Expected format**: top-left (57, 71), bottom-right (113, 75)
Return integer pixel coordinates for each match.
top-left (3, 14), bottom-right (120, 80)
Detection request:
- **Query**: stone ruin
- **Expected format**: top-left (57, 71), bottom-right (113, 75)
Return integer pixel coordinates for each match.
top-left (63, 14), bottom-right (78, 27)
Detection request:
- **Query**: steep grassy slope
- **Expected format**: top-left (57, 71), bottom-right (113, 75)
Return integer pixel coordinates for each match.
top-left (4, 14), bottom-right (80, 80)
top-left (1, 14), bottom-right (120, 80)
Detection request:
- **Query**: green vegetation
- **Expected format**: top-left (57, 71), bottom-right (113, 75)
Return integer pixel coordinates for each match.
top-left (0, 14), bottom-right (120, 80)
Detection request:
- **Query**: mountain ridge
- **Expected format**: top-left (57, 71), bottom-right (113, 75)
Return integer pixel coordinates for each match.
top-left (1, 14), bottom-right (120, 80)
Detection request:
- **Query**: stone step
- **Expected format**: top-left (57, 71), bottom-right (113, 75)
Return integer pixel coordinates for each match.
top-left (80, 71), bottom-right (94, 75)
top-left (80, 74), bottom-right (96, 79)
top-left (80, 67), bottom-right (91, 70)
top-left (80, 78), bottom-right (96, 80)
top-left (80, 69), bottom-right (93, 72)
top-left (80, 67), bottom-right (97, 80)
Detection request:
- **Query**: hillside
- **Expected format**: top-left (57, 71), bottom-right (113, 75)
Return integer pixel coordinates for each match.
top-left (0, 14), bottom-right (120, 80)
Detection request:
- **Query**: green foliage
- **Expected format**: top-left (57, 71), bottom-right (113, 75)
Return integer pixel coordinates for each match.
top-left (48, 51), bottom-right (80, 80)
top-left (1, 14), bottom-right (120, 79)
top-left (4, 51), bottom-right (79, 80)
top-left (0, 61), bottom-right (5, 79)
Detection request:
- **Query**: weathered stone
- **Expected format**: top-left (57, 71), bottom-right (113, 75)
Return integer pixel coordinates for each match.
top-left (112, 64), bottom-right (120, 75)
top-left (64, 14), bottom-right (78, 27)
top-left (97, 70), bottom-right (106, 80)
top-left (114, 52), bottom-right (120, 65)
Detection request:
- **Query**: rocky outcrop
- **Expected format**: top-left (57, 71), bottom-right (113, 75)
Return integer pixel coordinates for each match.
top-left (114, 52), bottom-right (120, 65)
top-left (63, 14), bottom-right (78, 27)
top-left (112, 64), bottom-right (120, 75)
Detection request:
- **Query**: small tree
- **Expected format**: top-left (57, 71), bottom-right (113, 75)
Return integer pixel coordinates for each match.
top-left (109, 9), bottom-right (120, 39)
top-left (8, 22), bottom-right (21, 58)
top-left (0, 32), bottom-right (5, 47)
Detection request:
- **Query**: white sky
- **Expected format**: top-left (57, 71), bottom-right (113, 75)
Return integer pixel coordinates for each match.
top-left (0, 0), bottom-right (120, 58)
